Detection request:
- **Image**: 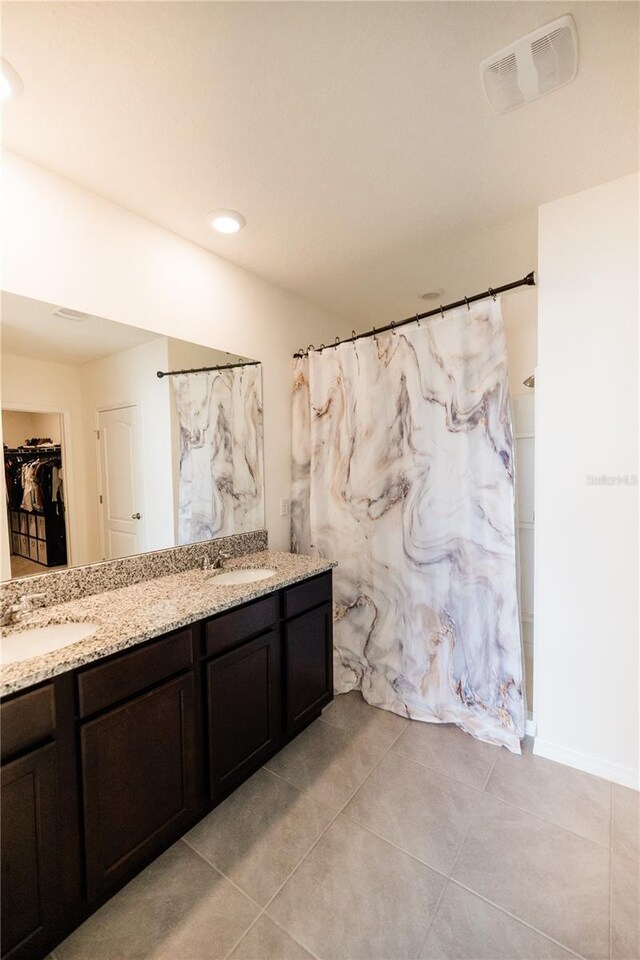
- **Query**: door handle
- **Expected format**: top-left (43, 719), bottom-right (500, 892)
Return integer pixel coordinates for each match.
top-left (131, 513), bottom-right (142, 520)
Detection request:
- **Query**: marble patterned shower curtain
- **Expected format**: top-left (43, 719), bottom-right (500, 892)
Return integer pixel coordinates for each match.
top-left (292, 299), bottom-right (525, 752)
top-left (172, 365), bottom-right (263, 543)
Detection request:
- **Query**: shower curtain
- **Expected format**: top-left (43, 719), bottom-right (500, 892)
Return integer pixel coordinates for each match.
top-left (292, 299), bottom-right (524, 752)
top-left (172, 365), bottom-right (263, 543)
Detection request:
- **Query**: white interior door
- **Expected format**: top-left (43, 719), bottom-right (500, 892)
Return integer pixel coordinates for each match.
top-left (97, 406), bottom-right (146, 559)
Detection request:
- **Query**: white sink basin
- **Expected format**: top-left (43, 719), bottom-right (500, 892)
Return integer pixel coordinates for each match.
top-left (1, 621), bottom-right (100, 665)
top-left (209, 568), bottom-right (276, 586)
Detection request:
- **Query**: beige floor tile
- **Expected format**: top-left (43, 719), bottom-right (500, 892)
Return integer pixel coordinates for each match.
top-left (392, 720), bottom-right (499, 789)
top-left (264, 718), bottom-right (384, 812)
top-left (184, 768), bottom-right (333, 905)
top-left (344, 751), bottom-right (479, 874)
top-left (612, 784), bottom-right (640, 862)
top-left (452, 793), bottom-right (610, 959)
top-left (611, 852), bottom-right (640, 960)
top-left (229, 916), bottom-right (315, 960)
top-left (321, 690), bottom-right (408, 748)
top-left (486, 737), bottom-right (611, 845)
top-left (419, 882), bottom-right (576, 959)
top-left (55, 840), bottom-right (258, 960)
top-left (267, 816), bottom-right (445, 960)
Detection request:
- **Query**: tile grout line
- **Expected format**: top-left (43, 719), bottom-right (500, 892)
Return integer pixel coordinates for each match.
top-left (179, 714), bottom-right (408, 960)
top-left (225, 716), bottom-right (412, 959)
top-left (390, 743), bottom-right (500, 793)
top-left (413, 748), bottom-right (500, 958)
top-left (608, 779), bottom-right (613, 960)
top-left (393, 740), bottom-right (614, 851)
top-left (430, 751), bottom-right (591, 960)
top-left (447, 877), bottom-right (588, 960)
top-left (479, 785), bottom-right (613, 850)
top-left (179, 838), bottom-right (264, 911)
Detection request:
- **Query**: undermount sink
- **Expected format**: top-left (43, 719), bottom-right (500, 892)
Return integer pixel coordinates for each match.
top-left (1, 621), bottom-right (100, 666)
top-left (208, 568), bottom-right (276, 586)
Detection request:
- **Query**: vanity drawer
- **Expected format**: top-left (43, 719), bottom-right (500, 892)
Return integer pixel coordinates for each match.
top-left (1, 683), bottom-right (56, 763)
top-left (205, 594), bottom-right (279, 658)
top-left (77, 628), bottom-right (194, 718)
top-left (282, 572), bottom-right (332, 620)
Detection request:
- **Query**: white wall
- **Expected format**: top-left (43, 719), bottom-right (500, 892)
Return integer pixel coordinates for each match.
top-left (535, 173), bottom-right (639, 788)
top-left (2, 410), bottom-right (61, 447)
top-left (1, 150), bottom-right (351, 551)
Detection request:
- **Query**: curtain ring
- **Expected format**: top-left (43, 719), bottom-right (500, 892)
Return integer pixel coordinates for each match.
top-left (488, 287), bottom-right (496, 301)
top-left (307, 344), bottom-right (315, 352)
top-left (319, 343), bottom-right (325, 352)
top-left (464, 296), bottom-right (470, 311)
top-left (440, 304), bottom-right (445, 319)
top-left (372, 326), bottom-right (377, 342)
top-left (390, 320), bottom-right (397, 335)
top-left (351, 330), bottom-right (357, 343)
top-left (335, 336), bottom-right (341, 346)
top-left (415, 313), bottom-right (421, 327)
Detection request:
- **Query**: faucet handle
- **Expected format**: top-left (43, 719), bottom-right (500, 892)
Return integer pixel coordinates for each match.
top-left (20, 593), bottom-right (46, 610)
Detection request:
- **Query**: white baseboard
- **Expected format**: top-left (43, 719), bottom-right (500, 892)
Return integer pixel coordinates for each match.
top-left (533, 737), bottom-right (639, 789)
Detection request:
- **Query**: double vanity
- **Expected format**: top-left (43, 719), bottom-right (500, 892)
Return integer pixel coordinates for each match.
top-left (0, 547), bottom-right (335, 960)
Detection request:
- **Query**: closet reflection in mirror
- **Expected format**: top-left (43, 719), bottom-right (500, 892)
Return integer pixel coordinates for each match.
top-left (1, 292), bottom-right (264, 580)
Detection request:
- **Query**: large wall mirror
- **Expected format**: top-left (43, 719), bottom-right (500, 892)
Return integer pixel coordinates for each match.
top-left (1, 292), bottom-right (264, 580)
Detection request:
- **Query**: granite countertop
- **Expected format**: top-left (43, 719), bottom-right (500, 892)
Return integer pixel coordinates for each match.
top-left (0, 551), bottom-right (336, 698)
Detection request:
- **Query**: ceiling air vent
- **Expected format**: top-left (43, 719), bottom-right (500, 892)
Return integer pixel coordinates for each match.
top-left (481, 15), bottom-right (578, 114)
top-left (52, 306), bottom-right (91, 322)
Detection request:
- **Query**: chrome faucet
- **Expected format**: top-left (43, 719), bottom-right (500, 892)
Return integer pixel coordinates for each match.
top-left (213, 551), bottom-right (232, 570)
top-left (0, 593), bottom-right (46, 627)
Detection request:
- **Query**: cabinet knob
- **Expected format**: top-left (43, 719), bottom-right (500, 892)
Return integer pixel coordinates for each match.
top-left (131, 513), bottom-right (142, 520)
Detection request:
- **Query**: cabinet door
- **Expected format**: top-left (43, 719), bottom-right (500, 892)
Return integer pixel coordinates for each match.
top-left (81, 673), bottom-right (197, 901)
top-left (1, 743), bottom-right (60, 960)
top-left (284, 602), bottom-right (333, 737)
top-left (207, 629), bottom-right (281, 799)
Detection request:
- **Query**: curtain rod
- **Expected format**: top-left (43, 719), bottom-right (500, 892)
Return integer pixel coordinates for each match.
top-left (156, 360), bottom-right (260, 379)
top-left (293, 271), bottom-right (536, 358)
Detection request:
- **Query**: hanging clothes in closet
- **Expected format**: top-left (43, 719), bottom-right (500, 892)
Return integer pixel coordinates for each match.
top-left (4, 447), bottom-right (67, 567)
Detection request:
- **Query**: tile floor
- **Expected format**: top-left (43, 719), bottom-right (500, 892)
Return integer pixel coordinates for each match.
top-left (53, 692), bottom-right (639, 960)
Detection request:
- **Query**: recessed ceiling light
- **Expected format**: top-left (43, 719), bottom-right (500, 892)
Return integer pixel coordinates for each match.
top-left (1, 59), bottom-right (23, 101)
top-left (207, 210), bottom-right (246, 235)
top-left (418, 288), bottom-right (444, 301)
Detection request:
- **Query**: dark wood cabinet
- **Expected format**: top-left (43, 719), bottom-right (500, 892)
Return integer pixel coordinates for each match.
top-left (207, 628), bottom-right (281, 799)
top-left (81, 673), bottom-right (197, 900)
top-left (1, 743), bottom-right (60, 960)
top-left (0, 568), bottom-right (333, 959)
top-left (284, 601), bottom-right (334, 736)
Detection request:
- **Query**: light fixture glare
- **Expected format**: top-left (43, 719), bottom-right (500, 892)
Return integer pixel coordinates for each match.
top-left (207, 209), bottom-right (246, 235)
top-left (1, 59), bottom-right (23, 100)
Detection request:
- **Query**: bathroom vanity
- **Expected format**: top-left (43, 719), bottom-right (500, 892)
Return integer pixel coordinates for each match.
top-left (0, 552), bottom-right (334, 960)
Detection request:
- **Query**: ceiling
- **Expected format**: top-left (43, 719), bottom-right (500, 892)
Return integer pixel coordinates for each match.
top-left (2, 1), bottom-right (638, 324)
top-left (0, 291), bottom-right (160, 364)
top-left (0, 291), bottom-right (255, 367)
